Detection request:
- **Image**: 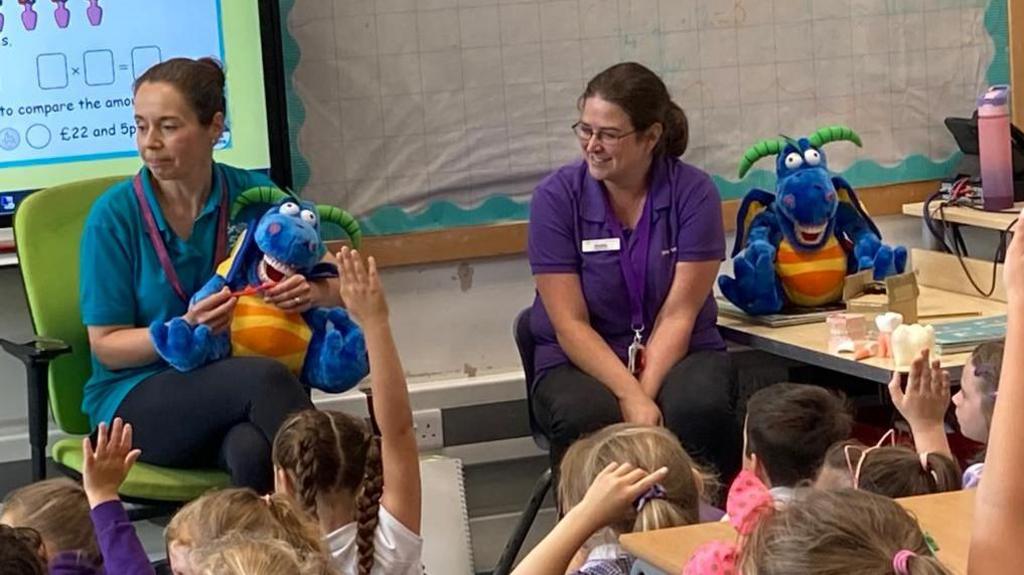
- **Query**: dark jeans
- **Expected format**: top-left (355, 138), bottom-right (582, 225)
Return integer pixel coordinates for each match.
top-left (113, 357), bottom-right (314, 493)
top-left (533, 350), bottom-right (741, 487)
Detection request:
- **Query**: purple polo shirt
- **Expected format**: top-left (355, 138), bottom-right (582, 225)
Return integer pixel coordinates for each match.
top-left (527, 154), bottom-right (726, 383)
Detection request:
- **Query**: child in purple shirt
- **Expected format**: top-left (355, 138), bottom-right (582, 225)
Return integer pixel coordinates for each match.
top-left (80, 418), bottom-right (156, 575)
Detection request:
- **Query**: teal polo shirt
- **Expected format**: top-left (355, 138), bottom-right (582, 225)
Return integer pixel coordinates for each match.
top-left (79, 162), bottom-right (273, 429)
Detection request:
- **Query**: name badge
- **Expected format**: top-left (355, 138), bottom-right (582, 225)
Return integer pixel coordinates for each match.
top-left (582, 238), bottom-right (621, 253)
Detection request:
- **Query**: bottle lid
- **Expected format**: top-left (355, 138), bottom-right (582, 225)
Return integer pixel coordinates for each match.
top-left (978, 84), bottom-right (1010, 108)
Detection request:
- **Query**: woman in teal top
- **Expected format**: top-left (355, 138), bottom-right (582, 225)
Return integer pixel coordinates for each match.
top-left (78, 58), bottom-right (336, 492)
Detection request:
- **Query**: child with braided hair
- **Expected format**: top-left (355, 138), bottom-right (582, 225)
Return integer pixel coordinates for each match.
top-left (272, 247), bottom-right (422, 575)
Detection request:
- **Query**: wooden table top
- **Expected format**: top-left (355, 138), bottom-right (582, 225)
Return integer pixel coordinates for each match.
top-left (621, 489), bottom-right (975, 574)
top-left (902, 201), bottom-right (1021, 232)
top-left (718, 285), bottom-right (1006, 383)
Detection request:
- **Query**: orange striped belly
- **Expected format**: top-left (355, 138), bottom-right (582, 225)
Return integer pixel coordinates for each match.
top-left (230, 295), bottom-right (312, 374)
top-left (775, 236), bottom-right (848, 306)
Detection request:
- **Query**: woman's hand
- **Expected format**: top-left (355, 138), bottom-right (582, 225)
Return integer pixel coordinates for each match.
top-left (336, 247), bottom-right (388, 327)
top-left (619, 392), bottom-right (663, 426)
top-left (183, 287), bottom-right (236, 334)
top-left (571, 462), bottom-right (669, 531)
top-left (82, 417), bottom-right (141, 508)
top-left (264, 274), bottom-right (319, 313)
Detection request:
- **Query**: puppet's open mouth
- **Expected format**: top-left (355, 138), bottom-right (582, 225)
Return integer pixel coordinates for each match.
top-left (796, 223), bottom-right (827, 244)
top-left (258, 255), bottom-right (296, 283)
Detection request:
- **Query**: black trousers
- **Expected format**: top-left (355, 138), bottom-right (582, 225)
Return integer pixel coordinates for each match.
top-left (533, 350), bottom-right (742, 486)
top-left (113, 357), bottom-right (314, 493)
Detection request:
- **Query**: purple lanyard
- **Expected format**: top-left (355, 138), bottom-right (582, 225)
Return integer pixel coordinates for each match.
top-left (604, 192), bottom-right (652, 338)
top-left (133, 167), bottom-right (229, 304)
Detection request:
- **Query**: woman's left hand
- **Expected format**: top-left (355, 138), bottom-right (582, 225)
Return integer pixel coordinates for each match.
top-left (265, 274), bottom-right (320, 313)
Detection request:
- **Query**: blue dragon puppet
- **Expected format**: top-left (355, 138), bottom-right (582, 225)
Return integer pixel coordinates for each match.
top-left (717, 125), bottom-right (908, 315)
top-left (150, 187), bottom-right (370, 393)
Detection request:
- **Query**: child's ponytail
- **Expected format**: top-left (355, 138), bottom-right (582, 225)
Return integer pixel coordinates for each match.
top-left (633, 497), bottom-right (692, 533)
top-left (355, 436), bottom-right (383, 575)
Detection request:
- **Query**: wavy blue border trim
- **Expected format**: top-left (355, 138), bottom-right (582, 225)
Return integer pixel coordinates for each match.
top-left (279, 0), bottom-right (310, 192)
top-left (985, 0), bottom-right (1010, 86)
top-left (356, 153), bottom-right (963, 234)
top-left (287, 1), bottom-right (1009, 235)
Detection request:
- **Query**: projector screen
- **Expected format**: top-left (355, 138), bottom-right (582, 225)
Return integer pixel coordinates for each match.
top-left (0, 0), bottom-right (279, 222)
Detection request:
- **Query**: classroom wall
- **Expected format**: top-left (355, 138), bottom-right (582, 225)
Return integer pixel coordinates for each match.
top-left (0, 214), bottom-right (1003, 463)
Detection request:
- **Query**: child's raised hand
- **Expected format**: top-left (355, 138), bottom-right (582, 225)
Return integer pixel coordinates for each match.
top-left (1004, 207), bottom-right (1024, 300)
top-left (572, 462), bottom-right (669, 531)
top-left (82, 417), bottom-right (141, 508)
top-left (336, 247), bottom-right (388, 327)
top-left (889, 348), bottom-right (950, 431)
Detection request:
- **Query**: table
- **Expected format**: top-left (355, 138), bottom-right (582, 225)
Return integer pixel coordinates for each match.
top-left (902, 201), bottom-right (1021, 232)
top-left (717, 249), bottom-right (1007, 383)
top-left (622, 489), bottom-right (975, 574)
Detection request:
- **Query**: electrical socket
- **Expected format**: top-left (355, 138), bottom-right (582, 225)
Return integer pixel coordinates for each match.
top-left (413, 408), bottom-right (444, 451)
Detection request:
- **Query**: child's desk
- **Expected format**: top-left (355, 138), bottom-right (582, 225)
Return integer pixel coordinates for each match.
top-left (718, 249), bottom-right (1007, 383)
top-left (902, 201), bottom-right (1021, 232)
top-left (621, 489), bottom-right (976, 575)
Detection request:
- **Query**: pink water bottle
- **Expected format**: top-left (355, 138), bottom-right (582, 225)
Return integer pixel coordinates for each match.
top-left (978, 85), bottom-right (1014, 211)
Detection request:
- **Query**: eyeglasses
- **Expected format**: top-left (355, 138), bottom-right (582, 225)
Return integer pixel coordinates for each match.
top-left (571, 122), bottom-right (637, 147)
top-left (845, 429), bottom-right (896, 490)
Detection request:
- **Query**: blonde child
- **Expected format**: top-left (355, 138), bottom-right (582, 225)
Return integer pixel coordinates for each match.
top-left (738, 488), bottom-right (951, 574)
top-left (272, 247), bottom-right (421, 575)
top-left (2, 420), bottom-right (155, 574)
top-left (1, 479), bottom-right (100, 570)
top-left (514, 423), bottom-right (711, 575)
top-left (815, 438), bottom-right (961, 498)
top-left (164, 489), bottom-right (329, 575)
top-left (888, 343), bottom-right (1003, 488)
top-left (192, 534), bottom-right (335, 575)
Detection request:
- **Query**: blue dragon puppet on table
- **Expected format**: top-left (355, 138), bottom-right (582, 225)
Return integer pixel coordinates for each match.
top-left (717, 125), bottom-right (908, 315)
top-left (150, 187), bottom-right (370, 393)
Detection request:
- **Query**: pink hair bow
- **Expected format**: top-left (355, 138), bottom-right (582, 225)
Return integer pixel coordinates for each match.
top-left (682, 470), bottom-right (774, 575)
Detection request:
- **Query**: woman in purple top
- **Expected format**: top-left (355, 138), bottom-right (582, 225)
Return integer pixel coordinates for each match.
top-left (528, 63), bottom-right (740, 481)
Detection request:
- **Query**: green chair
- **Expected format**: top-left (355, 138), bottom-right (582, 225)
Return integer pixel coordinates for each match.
top-left (0, 176), bottom-right (230, 508)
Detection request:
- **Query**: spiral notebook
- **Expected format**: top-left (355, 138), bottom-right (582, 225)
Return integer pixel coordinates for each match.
top-left (419, 455), bottom-right (474, 575)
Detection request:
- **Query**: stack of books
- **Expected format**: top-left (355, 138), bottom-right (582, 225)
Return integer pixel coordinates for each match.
top-left (932, 315), bottom-right (1006, 355)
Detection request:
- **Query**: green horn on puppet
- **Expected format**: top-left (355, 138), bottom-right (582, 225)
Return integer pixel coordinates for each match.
top-left (231, 186), bottom-right (362, 247)
top-left (317, 204), bottom-right (362, 248)
top-left (737, 125), bottom-right (863, 179)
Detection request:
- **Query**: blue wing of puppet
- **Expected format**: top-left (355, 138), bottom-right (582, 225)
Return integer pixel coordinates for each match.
top-left (832, 176), bottom-right (880, 239)
top-left (731, 189), bottom-right (777, 257)
top-left (223, 226), bottom-right (261, 288)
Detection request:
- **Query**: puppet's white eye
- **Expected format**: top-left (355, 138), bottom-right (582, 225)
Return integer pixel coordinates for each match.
top-left (300, 209), bottom-right (317, 223)
top-left (784, 152), bottom-right (803, 169)
top-left (804, 149), bottom-right (822, 165)
top-left (280, 202), bottom-right (300, 215)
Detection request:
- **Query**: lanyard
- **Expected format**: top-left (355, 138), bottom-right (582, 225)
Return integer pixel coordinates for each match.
top-left (133, 167), bottom-right (229, 304)
top-left (604, 192), bottom-right (652, 343)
